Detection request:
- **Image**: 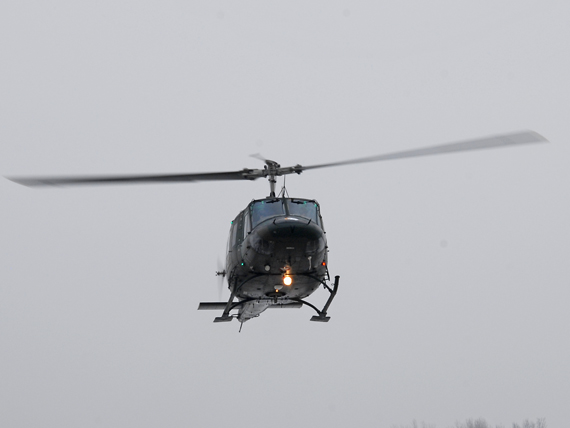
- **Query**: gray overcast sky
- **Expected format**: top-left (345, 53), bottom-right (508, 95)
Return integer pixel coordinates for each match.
top-left (1, 1), bottom-right (569, 427)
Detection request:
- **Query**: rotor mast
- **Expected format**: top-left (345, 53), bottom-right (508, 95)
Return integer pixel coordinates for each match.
top-left (264, 160), bottom-right (279, 197)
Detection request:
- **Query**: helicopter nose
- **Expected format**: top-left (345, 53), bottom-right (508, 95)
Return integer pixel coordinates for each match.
top-left (243, 216), bottom-right (326, 272)
top-left (268, 216), bottom-right (322, 239)
top-left (259, 216), bottom-right (325, 257)
top-left (249, 216), bottom-right (324, 253)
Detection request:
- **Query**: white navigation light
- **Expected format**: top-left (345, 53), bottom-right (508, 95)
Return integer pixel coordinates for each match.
top-left (283, 275), bottom-right (293, 286)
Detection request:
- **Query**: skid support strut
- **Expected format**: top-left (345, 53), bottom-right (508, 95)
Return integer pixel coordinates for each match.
top-left (291, 275), bottom-right (339, 322)
top-left (213, 281), bottom-right (237, 323)
top-left (310, 275), bottom-right (340, 322)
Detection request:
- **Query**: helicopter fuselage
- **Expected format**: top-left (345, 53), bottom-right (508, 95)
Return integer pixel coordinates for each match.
top-left (224, 197), bottom-right (329, 322)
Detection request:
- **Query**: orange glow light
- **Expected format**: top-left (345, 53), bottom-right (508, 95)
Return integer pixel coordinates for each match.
top-left (283, 275), bottom-right (293, 286)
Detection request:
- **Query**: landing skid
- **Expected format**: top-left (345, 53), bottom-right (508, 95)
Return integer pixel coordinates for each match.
top-left (197, 275), bottom-right (340, 323)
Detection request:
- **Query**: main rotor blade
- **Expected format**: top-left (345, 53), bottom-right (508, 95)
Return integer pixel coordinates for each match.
top-left (8, 170), bottom-right (256, 187)
top-left (6, 130), bottom-right (548, 187)
top-left (299, 130), bottom-right (547, 172)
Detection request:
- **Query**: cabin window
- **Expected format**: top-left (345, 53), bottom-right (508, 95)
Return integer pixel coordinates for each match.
top-left (287, 199), bottom-right (319, 224)
top-left (250, 199), bottom-right (284, 227)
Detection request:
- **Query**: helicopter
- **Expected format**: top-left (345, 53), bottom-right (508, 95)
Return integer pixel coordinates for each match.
top-left (7, 130), bottom-right (547, 329)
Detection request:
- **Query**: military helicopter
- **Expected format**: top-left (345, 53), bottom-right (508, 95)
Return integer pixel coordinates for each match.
top-left (7, 130), bottom-right (547, 329)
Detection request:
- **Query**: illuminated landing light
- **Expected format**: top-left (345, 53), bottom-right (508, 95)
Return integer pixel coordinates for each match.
top-left (283, 275), bottom-right (293, 286)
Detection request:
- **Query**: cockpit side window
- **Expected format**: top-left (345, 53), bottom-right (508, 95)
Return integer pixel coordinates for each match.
top-left (228, 219), bottom-right (237, 252)
top-left (250, 199), bottom-right (285, 227)
top-left (227, 212), bottom-right (245, 251)
top-left (243, 210), bottom-right (251, 239)
top-left (235, 213), bottom-right (244, 245)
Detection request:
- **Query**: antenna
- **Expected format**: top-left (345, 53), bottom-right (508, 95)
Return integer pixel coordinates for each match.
top-left (278, 175), bottom-right (289, 198)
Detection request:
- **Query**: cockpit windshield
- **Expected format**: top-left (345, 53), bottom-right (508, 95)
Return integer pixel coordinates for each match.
top-left (287, 199), bottom-right (319, 223)
top-left (249, 198), bottom-right (320, 228)
top-left (250, 199), bottom-right (285, 227)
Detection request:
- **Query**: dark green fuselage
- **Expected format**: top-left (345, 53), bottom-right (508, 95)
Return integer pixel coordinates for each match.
top-left (225, 197), bottom-right (328, 321)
